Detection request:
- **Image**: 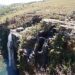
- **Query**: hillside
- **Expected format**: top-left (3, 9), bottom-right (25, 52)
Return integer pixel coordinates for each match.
top-left (0, 0), bottom-right (75, 75)
top-left (0, 0), bottom-right (75, 22)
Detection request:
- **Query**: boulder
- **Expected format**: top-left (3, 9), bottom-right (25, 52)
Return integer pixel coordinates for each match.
top-left (31, 15), bottom-right (42, 24)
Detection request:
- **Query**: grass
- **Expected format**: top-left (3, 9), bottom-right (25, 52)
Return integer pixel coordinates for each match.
top-left (0, 0), bottom-right (75, 23)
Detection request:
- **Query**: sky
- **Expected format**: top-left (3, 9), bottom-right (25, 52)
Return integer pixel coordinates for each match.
top-left (0, 0), bottom-right (43, 5)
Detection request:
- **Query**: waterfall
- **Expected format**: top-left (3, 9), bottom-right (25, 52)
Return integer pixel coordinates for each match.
top-left (7, 30), bottom-right (21, 75)
top-left (7, 31), bottom-right (14, 67)
top-left (7, 29), bottom-right (21, 68)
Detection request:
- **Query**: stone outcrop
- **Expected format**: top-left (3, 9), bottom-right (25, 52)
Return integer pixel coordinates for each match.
top-left (18, 17), bottom-right (75, 75)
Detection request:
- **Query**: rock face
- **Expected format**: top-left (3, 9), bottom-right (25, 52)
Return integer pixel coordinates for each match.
top-left (0, 26), bottom-right (9, 59)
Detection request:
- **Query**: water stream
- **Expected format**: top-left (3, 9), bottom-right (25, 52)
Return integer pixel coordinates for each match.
top-left (7, 32), bottom-right (13, 67)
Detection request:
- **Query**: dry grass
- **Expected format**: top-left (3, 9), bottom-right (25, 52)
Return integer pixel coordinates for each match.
top-left (0, 0), bottom-right (75, 22)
